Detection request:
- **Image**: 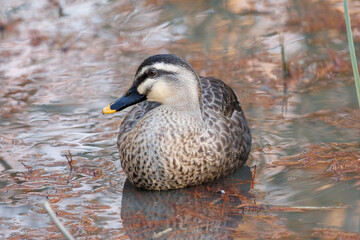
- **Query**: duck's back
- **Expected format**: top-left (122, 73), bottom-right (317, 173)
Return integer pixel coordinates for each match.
top-left (117, 77), bottom-right (251, 190)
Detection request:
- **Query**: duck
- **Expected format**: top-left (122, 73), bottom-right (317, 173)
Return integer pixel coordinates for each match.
top-left (103, 54), bottom-right (251, 190)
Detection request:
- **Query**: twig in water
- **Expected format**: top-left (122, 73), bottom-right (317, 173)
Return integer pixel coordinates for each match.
top-left (21, 162), bottom-right (33, 175)
top-left (279, 31), bottom-right (290, 116)
top-left (65, 150), bottom-right (73, 174)
top-left (153, 228), bottom-right (173, 238)
top-left (250, 165), bottom-right (257, 191)
top-left (43, 201), bottom-right (74, 240)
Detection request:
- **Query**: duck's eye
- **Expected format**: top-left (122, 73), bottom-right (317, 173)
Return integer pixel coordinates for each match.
top-left (147, 69), bottom-right (157, 77)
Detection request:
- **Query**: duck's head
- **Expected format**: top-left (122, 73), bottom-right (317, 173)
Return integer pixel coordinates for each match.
top-left (103, 54), bottom-right (201, 114)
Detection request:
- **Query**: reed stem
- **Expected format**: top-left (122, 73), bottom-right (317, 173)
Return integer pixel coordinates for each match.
top-left (344, 0), bottom-right (360, 107)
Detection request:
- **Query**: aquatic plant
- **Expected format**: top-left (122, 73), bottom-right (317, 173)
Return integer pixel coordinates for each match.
top-left (344, 0), bottom-right (360, 107)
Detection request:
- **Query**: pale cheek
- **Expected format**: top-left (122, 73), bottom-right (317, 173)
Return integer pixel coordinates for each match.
top-left (148, 83), bottom-right (174, 102)
top-left (148, 89), bottom-right (170, 102)
top-left (137, 85), bottom-right (146, 95)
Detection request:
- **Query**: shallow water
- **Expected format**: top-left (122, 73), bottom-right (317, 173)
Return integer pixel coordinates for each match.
top-left (0, 0), bottom-right (359, 239)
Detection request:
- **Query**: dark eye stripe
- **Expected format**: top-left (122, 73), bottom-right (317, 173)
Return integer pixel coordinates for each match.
top-left (135, 72), bottom-right (148, 87)
top-left (135, 69), bottom-right (176, 87)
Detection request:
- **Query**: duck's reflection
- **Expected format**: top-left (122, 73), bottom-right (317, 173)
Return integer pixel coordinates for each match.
top-left (121, 166), bottom-right (252, 239)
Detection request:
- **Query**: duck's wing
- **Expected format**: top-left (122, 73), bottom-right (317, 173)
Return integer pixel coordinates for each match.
top-left (199, 76), bottom-right (251, 160)
top-left (118, 101), bottom-right (160, 136)
top-left (200, 77), bottom-right (243, 118)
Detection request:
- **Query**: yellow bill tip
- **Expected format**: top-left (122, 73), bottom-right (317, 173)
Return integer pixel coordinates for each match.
top-left (102, 104), bottom-right (116, 114)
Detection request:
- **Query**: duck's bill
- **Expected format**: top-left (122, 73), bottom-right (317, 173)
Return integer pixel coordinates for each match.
top-left (102, 83), bottom-right (146, 114)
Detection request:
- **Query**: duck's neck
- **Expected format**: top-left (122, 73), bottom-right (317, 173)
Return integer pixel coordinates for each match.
top-left (161, 100), bottom-right (202, 118)
top-left (162, 77), bottom-right (202, 114)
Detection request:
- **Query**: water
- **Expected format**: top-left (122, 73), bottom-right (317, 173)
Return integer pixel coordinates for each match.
top-left (0, 0), bottom-right (359, 239)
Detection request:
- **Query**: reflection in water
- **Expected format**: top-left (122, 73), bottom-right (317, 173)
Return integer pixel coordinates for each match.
top-left (121, 166), bottom-right (252, 239)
